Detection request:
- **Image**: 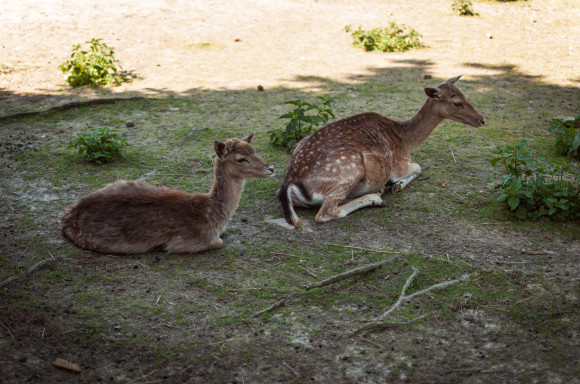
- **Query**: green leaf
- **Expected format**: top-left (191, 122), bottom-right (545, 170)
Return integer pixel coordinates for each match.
top-left (507, 196), bottom-right (520, 211)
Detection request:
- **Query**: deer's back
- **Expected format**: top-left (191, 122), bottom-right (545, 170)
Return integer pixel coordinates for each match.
top-left (61, 181), bottom-right (212, 253)
top-left (285, 112), bottom-right (402, 181)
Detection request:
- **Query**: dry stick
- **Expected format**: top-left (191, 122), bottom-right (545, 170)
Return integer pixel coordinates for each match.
top-left (353, 315), bottom-right (428, 335)
top-left (0, 257), bottom-right (61, 288)
top-left (302, 257), bottom-right (398, 290)
top-left (353, 269), bottom-right (470, 335)
top-left (322, 243), bottom-right (400, 254)
top-left (299, 266), bottom-right (319, 279)
top-left (282, 361), bottom-right (300, 377)
top-left (249, 297), bottom-right (288, 318)
top-left (379, 267), bottom-right (420, 320)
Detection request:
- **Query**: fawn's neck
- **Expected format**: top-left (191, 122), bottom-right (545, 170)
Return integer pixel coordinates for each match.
top-left (209, 163), bottom-right (246, 226)
top-left (398, 98), bottom-right (444, 152)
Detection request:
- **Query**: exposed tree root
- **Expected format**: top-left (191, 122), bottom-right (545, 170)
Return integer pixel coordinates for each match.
top-left (0, 97), bottom-right (145, 120)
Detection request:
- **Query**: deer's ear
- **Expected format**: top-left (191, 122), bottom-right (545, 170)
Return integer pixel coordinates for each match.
top-left (425, 88), bottom-right (440, 99)
top-left (214, 141), bottom-right (228, 160)
top-left (244, 133), bottom-right (254, 143)
top-left (446, 75), bottom-right (462, 85)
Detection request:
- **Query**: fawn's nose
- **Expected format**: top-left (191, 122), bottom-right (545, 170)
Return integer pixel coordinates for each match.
top-left (266, 166), bottom-right (275, 174)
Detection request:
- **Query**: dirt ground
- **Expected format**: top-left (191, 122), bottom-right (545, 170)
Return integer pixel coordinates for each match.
top-left (1, 0), bottom-right (579, 383)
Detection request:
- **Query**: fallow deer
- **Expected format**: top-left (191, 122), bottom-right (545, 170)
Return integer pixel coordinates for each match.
top-left (61, 134), bottom-right (274, 254)
top-left (277, 76), bottom-right (485, 227)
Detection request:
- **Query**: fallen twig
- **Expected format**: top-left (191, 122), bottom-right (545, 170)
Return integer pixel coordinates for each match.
top-left (302, 257), bottom-right (398, 290)
top-left (353, 315), bottom-right (428, 335)
top-left (282, 361), bottom-right (300, 377)
top-left (299, 266), bottom-right (319, 279)
top-left (249, 297), bottom-right (288, 318)
top-left (53, 357), bottom-right (80, 373)
top-left (322, 243), bottom-right (400, 254)
top-left (0, 256), bottom-right (61, 288)
top-left (353, 268), bottom-right (470, 335)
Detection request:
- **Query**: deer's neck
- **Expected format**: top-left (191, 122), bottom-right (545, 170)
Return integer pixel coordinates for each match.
top-left (209, 164), bottom-right (245, 226)
top-left (399, 99), bottom-right (444, 152)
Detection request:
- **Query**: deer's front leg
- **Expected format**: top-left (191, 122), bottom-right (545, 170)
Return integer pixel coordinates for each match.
top-left (388, 162), bottom-right (421, 193)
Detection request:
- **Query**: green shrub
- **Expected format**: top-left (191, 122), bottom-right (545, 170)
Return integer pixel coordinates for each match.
top-left (452, 0), bottom-right (476, 16)
top-left (548, 114), bottom-right (580, 159)
top-left (67, 127), bottom-right (130, 164)
top-left (488, 140), bottom-right (580, 220)
top-left (60, 38), bottom-right (122, 87)
top-left (344, 23), bottom-right (422, 52)
top-left (268, 96), bottom-right (335, 152)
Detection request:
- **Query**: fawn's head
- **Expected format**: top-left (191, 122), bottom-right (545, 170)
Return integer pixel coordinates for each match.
top-left (425, 75), bottom-right (485, 128)
top-left (214, 133), bottom-right (275, 179)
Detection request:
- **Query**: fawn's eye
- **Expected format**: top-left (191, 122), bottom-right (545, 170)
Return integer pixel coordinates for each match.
top-left (453, 102), bottom-right (463, 108)
top-left (237, 158), bottom-right (248, 163)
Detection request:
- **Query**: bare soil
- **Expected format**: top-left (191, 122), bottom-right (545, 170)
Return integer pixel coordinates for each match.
top-left (1, 0), bottom-right (579, 383)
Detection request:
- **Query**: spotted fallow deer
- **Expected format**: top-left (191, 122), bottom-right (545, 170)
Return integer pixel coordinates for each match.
top-left (277, 76), bottom-right (485, 227)
top-left (61, 134), bottom-right (274, 254)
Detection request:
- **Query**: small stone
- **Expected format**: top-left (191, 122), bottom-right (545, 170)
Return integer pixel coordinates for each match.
top-left (486, 33), bottom-right (493, 39)
top-left (257, 85), bottom-right (264, 92)
top-left (423, 74), bottom-right (432, 80)
top-left (125, 121), bottom-right (135, 127)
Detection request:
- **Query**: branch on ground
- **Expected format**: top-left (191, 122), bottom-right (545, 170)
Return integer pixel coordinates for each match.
top-left (302, 256), bottom-right (400, 290)
top-left (353, 267), bottom-right (470, 335)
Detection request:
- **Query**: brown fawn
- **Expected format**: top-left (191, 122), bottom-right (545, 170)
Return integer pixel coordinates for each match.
top-left (61, 134), bottom-right (274, 254)
top-left (277, 76), bottom-right (485, 227)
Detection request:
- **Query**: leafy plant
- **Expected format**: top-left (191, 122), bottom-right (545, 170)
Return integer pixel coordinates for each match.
top-left (344, 23), bottom-right (422, 52)
top-left (269, 96), bottom-right (335, 152)
top-left (548, 114), bottom-right (580, 159)
top-left (60, 38), bottom-right (123, 87)
top-left (67, 127), bottom-right (130, 164)
top-left (452, 0), bottom-right (476, 16)
top-left (488, 140), bottom-right (580, 220)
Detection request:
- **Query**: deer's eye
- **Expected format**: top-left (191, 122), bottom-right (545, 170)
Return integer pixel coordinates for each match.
top-left (453, 102), bottom-right (463, 108)
top-left (237, 158), bottom-right (248, 163)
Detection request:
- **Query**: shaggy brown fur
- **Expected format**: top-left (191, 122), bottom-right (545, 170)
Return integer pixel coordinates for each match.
top-left (278, 76), bottom-right (485, 227)
top-left (61, 134), bottom-right (274, 254)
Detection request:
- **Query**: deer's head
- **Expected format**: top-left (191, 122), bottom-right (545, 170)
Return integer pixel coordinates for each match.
top-left (425, 75), bottom-right (485, 128)
top-left (214, 133), bottom-right (275, 179)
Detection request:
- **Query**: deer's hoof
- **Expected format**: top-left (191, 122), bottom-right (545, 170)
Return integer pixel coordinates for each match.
top-left (391, 182), bottom-right (403, 194)
top-left (370, 194), bottom-right (385, 206)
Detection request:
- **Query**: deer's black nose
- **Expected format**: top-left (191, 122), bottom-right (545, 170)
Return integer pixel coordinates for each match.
top-left (266, 166), bottom-right (275, 174)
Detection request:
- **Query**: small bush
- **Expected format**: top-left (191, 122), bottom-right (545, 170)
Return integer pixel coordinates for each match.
top-left (268, 96), bottom-right (335, 152)
top-left (488, 140), bottom-right (580, 220)
top-left (60, 38), bottom-right (123, 87)
top-left (68, 127), bottom-right (130, 164)
top-left (452, 0), bottom-right (476, 16)
top-left (548, 114), bottom-right (580, 159)
top-left (344, 23), bottom-right (422, 52)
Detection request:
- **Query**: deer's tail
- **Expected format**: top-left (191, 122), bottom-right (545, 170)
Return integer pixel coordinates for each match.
top-left (277, 181), bottom-right (303, 228)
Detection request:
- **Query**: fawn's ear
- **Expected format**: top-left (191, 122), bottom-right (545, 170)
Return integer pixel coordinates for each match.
top-left (425, 88), bottom-right (440, 99)
top-left (214, 141), bottom-right (228, 160)
top-left (244, 133), bottom-right (254, 143)
top-left (445, 75), bottom-right (462, 85)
